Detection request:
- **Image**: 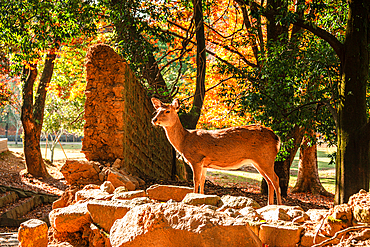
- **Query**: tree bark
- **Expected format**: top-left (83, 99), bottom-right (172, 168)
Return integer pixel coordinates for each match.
top-left (179, 0), bottom-right (206, 129)
top-left (21, 51), bottom-right (56, 178)
top-left (335, 0), bottom-right (370, 204)
top-left (291, 131), bottom-right (332, 196)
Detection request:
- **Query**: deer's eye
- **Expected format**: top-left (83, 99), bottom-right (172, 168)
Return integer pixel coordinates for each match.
top-left (165, 110), bottom-right (170, 113)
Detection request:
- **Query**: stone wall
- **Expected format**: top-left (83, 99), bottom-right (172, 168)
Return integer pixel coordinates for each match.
top-left (82, 44), bottom-right (174, 180)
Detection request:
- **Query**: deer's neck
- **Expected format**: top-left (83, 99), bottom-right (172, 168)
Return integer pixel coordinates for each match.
top-left (163, 117), bottom-right (188, 154)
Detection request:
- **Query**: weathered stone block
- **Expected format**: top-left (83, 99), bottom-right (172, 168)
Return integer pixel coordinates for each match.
top-left (146, 184), bottom-right (193, 202)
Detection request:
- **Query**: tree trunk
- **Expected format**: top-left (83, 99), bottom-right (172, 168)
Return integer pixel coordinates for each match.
top-left (21, 51), bottom-right (56, 178)
top-left (261, 126), bottom-right (304, 197)
top-left (179, 0), bottom-right (206, 129)
top-left (291, 132), bottom-right (332, 196)
top-left (335, 0), bottom-right (370, 204)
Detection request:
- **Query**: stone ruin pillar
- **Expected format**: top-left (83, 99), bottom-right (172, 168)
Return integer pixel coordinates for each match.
top-left (82, 44), bottom-right (174, 180)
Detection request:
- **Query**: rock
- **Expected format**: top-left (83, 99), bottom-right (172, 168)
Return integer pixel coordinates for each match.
top-left (220, 195), bottom-right (260, 210)
top-left (321, 204), bottom-right (353, 237)
top-left (239, 207), bottom-right (262, 221)
top-left (52, 186), bottom-right (82, 209)
top-left (110, 203), bottom-right (262, 247)
top-left (259, 224), bottom-right (303, 247)
top-left (114, 186), bottom-right (128, 194)
top-left (134, 176), bottom-right (146, 187)
top-left (107, 168), bottom-right (136, 191)
top-left (112, 190), bottom-right (146, 200)
top-left (146, 184), bottom-right (193, 202)
top-left (18, 219), bottom-right (48, 247)
top-left (119, 197), bottom-right (152, 207)
top-left (86, 223), bottom-right (111, 247)
top-left (100, 181), bottom-right (115, 194)
top-left (75, 188), bottom-right (112, 202)
top-left (348, 189), bottom-right (370, 223)
top-left (348, 189), bottom-right (370, 207)
top-left (112, 159), bottom-right (122, 169)
top-left (182, 193), bottom-right (223, 207)
top-left (256, 205), bottom-right (298, 222)
top-left (49, 202), bottom-right (92, 233)
top-left (353, 204), bottom-right (370, 223)
top-left (83, 184), bottom-right (101, 190)
top-left (306, 209), bottom-right (329, 222)
top-left (300, 230), bottom-right (337, 247)
top-left (61, 160), bottom-right (101, 186)
top-left (286, 208), bottom-right (309, 223)
top-left (52, 197), bottom-right (67, 210)
top-left (87, 200), bottom-right (132, 232)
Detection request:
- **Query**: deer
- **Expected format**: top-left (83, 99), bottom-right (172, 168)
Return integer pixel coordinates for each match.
top-left (151, 98), bottom-right (282, 205)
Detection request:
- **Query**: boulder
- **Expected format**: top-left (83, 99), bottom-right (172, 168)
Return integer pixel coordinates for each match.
top-left (87, 200), bottom-right (132, 232)
top-left (61, 160), bottom-right (101, 186)
top-left (305, 209), bottom-right (329, 222)
top-left (112, 159), bottom-right (122, 169)
top-left (352, 204), bottom-right (370, 223)
top-left (239, 207), bottom-right (262, 221)
top-left (52, 186), bottom-right (82, 209)
top-left (259, 224), bottom-right (303, 247)
top-left (86, 223), bottom-right (111, 247)
top-left (321, 204), bottom-right (353, 237)
top-left (182, 193), bottom-right (222, 207)
top-left (146, 184), bottom-right (193, 202)
top-left (114, 186), bottom-right (128, 194)
top-left (107, 168), bottom-right (136, 191)
top-left (348, 189), bottom-right (370, 207)
top-left (75, 188), bottom-right (112, 202)
top-left (110, 203), bottom-right (262, 247)
top-left (49, 202), bottom-right (92, 233)
top-left (100, 181), bottom-right (115, 194)
top-left (18, 219), bottom-right (48, 247)
top-left (256, 205), bottom-right (300, 222)
top-left (348, 189), bottom-right (370, 223)
top-left (300, 230), bottom-right (337, 247)
top-left (112, 190), bottom-right (146, 200)
top-left (220, 195), bottom-right (260, 210)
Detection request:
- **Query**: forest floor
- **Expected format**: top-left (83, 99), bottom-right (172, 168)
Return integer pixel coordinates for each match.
top-left (0, 143), bottom-right (334, 233)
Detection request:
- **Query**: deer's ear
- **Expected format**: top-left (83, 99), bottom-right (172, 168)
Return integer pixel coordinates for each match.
top-left (172, 98), bottom-right (180, 112)
top-left (151, 98), bottom-right (162, 109)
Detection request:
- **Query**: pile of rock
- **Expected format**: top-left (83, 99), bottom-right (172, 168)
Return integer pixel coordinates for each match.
top-left (17, 185), bottom-right (370, 247)
top-left (16, 157), bottom-right (370, 247)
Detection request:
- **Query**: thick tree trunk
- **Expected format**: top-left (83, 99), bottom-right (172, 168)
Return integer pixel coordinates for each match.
top-left (21, 52), bottom-right (56, 178)
top-left (291, 132), bottom-right (332, 196)
top-left (21, 64), bottom-right (48, 177)
top-left (335, 0), bottom-right (370, 204)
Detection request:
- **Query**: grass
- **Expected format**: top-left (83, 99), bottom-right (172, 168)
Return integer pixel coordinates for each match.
top-left (8, 143), bottom-right (82, 150)
top-left (207, 145), bottom-right (337, 194)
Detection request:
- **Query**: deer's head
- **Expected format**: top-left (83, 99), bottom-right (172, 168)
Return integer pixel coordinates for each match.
top-left (151, 98), bottom-right (180, 127)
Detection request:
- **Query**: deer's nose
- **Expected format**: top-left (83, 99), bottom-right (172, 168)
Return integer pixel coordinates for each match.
top-left (151, 117), bottom-right (158, 125)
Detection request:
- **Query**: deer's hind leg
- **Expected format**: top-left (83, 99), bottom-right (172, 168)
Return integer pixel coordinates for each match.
top-left (199, 167), bottom-right (207, 194)
top-left (253, 162), bottom-right (282, 205)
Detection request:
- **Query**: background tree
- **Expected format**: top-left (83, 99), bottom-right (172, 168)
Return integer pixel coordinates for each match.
top-left (0, 0), bottom-right (99, 178)
top-left (42, 94), bottom-right (85, 162)
top-left (228, 0), bottom-right (369, 203)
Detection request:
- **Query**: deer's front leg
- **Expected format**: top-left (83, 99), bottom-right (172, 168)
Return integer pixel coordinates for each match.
top-left (192, 164), bottom-right (204, 193)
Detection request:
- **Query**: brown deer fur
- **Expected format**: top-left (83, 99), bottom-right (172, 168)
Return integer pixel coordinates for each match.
top-left (151, 98), bottom-right (282, 205)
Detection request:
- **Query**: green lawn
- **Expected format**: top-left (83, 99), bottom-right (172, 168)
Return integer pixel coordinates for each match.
top-left (207, 146), bottom-right (336, 194)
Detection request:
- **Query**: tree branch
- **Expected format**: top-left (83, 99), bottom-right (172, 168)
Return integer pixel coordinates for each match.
top-left (292, 19), bottom-right (344, 62)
